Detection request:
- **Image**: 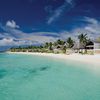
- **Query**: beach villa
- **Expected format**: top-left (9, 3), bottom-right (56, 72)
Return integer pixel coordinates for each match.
top-left (94, 41), bottom-right (100, 54)
top-left (71, 40), bottom-right (100, 54)
top-left (53, 45), bottom-right (64, 54)
top-left (53, 40), bottom-right (100, 55)
top-left (81, 41), bottom-right (100, 54)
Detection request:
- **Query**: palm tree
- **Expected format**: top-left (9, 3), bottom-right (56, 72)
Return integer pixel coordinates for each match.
top-left (56, 39), bottom-right (65, 45)
top-left (78, 33), bottom-right (88, 48)
top-left (45, 42), bottom-right (49, 48)
top-left (66, 37), bottom-right (74, 48)
top-left (49, 42), bottom-right (53, 50)
top-left (44, 42), bottom-right (53, 50)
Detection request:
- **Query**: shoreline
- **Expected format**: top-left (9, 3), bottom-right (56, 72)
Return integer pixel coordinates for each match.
top-left (7, 52), bottom-right (100, 65)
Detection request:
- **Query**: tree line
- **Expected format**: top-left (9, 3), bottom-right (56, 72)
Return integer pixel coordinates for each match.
top-left (10, 33), bottom-right (92, 53)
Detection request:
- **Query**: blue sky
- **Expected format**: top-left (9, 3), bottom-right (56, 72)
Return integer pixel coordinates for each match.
top-left (0, 0), bottom-right (100, 48)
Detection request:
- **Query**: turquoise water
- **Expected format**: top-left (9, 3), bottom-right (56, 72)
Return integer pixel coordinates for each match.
top-left (0, 53), bottom-right (100, 100)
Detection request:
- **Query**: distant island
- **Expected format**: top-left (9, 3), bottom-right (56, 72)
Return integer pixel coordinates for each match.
top-left (9, 34), bottom-right (100, 55)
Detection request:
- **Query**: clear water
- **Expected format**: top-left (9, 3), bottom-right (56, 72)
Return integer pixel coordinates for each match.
top-left (0, 53), bottom-right (100, 100)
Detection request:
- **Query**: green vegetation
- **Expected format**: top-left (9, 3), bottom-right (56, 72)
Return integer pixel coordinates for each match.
top-left (66, 37), bottom-right (74, 48)
top-left (10, 34), bottom-right (94, 54)
top-left (78, 33), bottom-right (89, 48)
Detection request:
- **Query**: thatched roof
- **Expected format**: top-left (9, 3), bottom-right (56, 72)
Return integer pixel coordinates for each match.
top-left (72, 41), bottom-right (80, 49)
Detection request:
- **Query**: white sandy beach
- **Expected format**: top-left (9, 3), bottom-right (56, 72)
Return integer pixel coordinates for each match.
top-left (7, 52), bottom-right (100, 65)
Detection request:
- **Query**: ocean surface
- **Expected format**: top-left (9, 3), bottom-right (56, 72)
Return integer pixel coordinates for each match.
top-left (0, 53), bottom-right (100, 100)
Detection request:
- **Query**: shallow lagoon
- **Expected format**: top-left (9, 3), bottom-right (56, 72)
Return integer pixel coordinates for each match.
top-left (0, 53), bottom-right (100, 100)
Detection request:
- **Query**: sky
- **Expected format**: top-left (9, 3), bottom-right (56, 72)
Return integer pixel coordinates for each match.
top-left (0, 0), bottom-right (100, 50)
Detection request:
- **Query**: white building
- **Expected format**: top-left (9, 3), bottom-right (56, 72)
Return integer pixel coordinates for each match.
top-left (53, 45), bottom-right (63, 54)
top-left (94, 41), bottom-right (100, 54)
top-left (73, 40), bottom-right (100, 54)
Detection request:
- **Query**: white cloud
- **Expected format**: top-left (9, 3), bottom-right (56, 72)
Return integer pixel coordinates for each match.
top-left (31, 32), bottom-right (59, 37)
top-left (6, 20), bottom-right (20, 28)
top-left (0, 29), bottom-right (59, 46)
top-left (0, 17), bottom-right (100, 47)
top-left (83, 17), bottom-right (100, 37)
top-left (47, 4), bottom-right (66, 24)
top-left (0, 34), bottom-right (58, 46)
top-left (0, 20), bottom-right (58, 47)
top-left (58, 17), bottom-right (100, 41)
top-left (84, 17), bottom-right (98, 25)
top-left (0, 38), bottom-right (15, 46)
top-left (47, 0), bottom-right (74, 24)
top-left (65, 0), bottom-right (73, 4)
top-left (0, 38), bottom-right (34, 46)
top-left (69, 17), bottom-right (100, 40)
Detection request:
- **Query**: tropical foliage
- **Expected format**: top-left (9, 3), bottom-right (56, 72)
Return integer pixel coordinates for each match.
top-left (78, 33), bottom-right (89, 48)
top-left (66, 37), bottom-right (74, 48)
top-left (10, 33), bottom-right (93, 54)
